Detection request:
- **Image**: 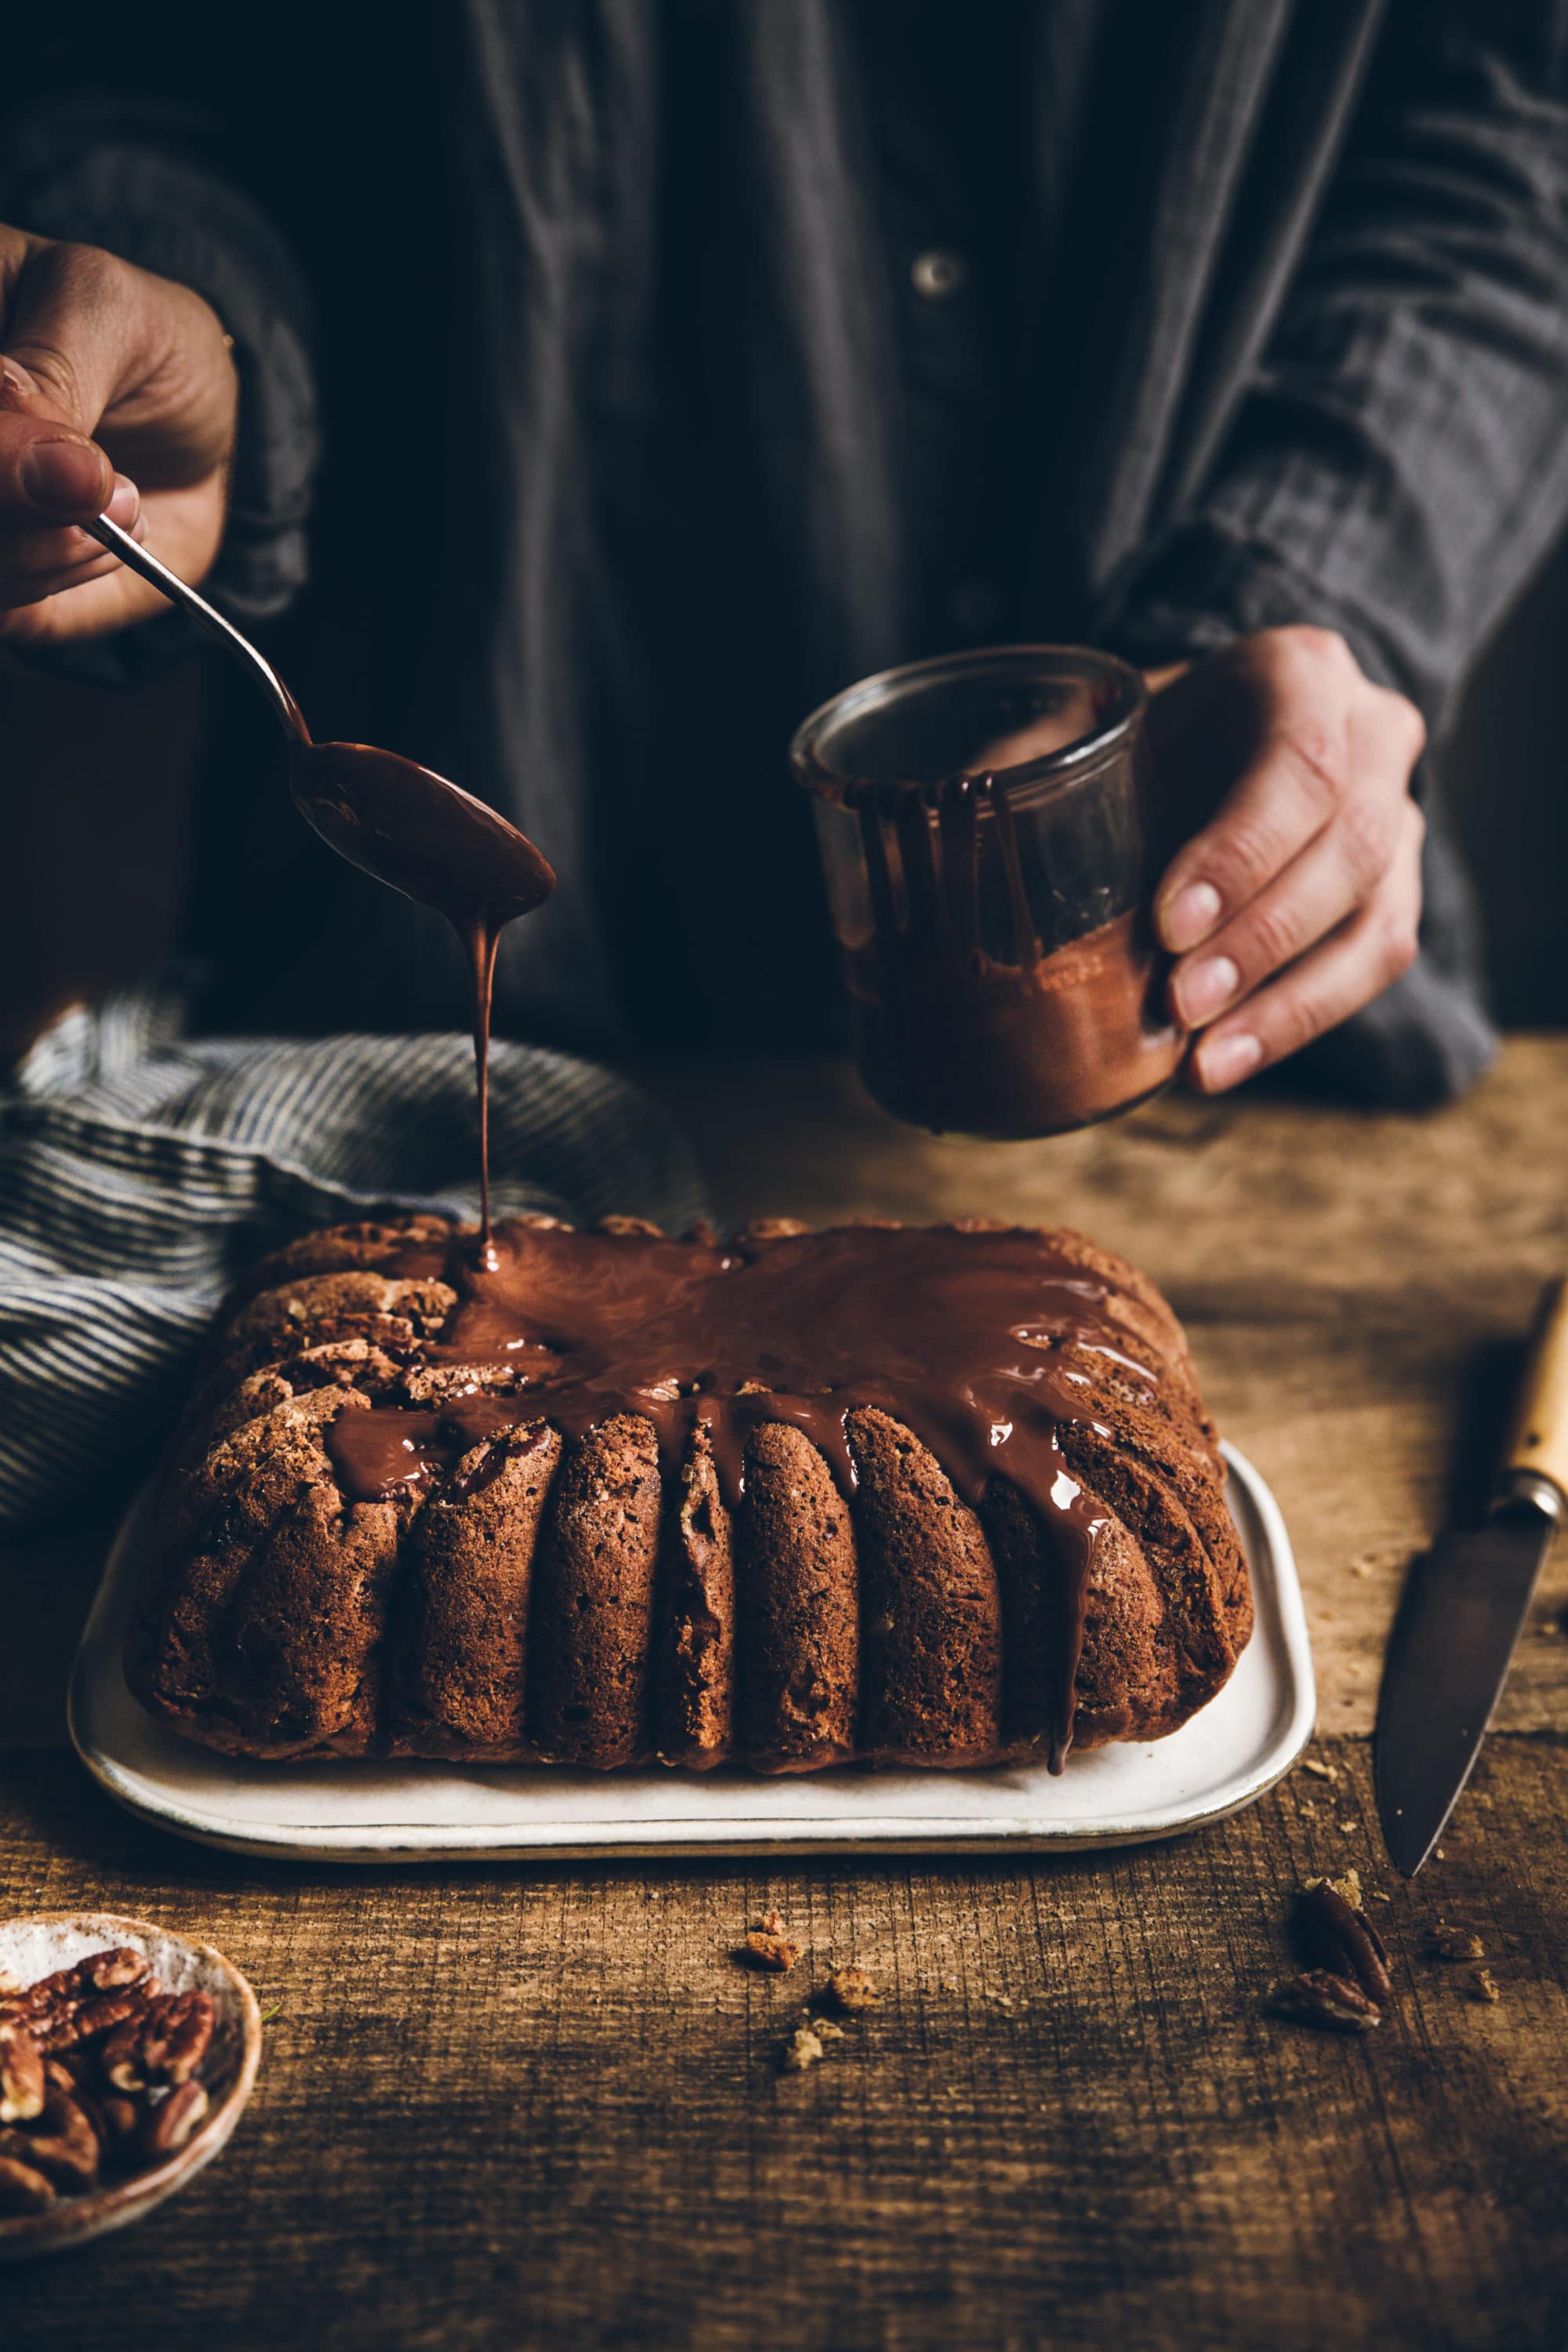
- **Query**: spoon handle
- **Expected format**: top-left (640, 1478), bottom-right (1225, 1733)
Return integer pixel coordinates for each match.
top-left (82, 514), bottom-right (310, 747)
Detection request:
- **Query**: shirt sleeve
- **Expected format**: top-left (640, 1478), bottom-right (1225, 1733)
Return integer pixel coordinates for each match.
top-left (1099, 0), bottom-right (1568, 726)
top-left (0, 96), bottom-right (320, 681)
top-left (1097, 2), bottom-right (1568, 1108)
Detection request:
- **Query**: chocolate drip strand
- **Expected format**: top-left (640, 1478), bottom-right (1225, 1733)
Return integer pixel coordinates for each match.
top-left (289, 740), bottom-right (555, 1256)
top-left (462, 918), bottom-right (503, 1260)
top-left (985, 774), bottom-right (1040, 971)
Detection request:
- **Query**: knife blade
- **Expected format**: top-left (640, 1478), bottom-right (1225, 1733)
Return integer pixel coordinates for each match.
top-left (1375, 1277), bottom-right (1568, 1876)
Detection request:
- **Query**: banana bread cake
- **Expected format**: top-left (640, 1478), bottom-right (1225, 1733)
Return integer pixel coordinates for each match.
top-left (125, 1214), bottom-right (1251, 1771)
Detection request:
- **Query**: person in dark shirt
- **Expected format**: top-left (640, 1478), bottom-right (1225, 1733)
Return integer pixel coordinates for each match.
top-left (2, 1), bottom-right (1565, 1108)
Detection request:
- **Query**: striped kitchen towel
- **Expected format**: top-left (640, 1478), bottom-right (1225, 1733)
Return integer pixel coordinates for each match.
top-left (0, 978), bottom-right (709, 1526)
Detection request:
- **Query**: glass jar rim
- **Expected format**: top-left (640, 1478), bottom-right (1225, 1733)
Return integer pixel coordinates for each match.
top-left (790, 643), bottom-right (1146, 804)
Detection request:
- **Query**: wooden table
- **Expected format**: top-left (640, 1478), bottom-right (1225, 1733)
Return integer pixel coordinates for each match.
top-left (5, 1042), bottom-right (1567, 2351)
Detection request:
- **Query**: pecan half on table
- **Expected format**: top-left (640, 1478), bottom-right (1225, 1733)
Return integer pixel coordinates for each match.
top-left (1270, 1970), bottom-right (1385, 2034)
top-left (1269, 1878), bottom-right (1397, 2034)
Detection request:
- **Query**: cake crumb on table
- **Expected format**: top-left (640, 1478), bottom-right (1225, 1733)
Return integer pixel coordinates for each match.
top-left (779, 2025), bottom-right (825, 2074)
top-left (739, 1912), bottom-right (799, 1973)
top-left (1428, 1925), bottom-right (1486, 1962)
top-left (825, 1964), bottom-right (880, 2014)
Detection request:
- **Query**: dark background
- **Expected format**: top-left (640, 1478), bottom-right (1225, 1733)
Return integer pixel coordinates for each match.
top-left (1445, 525), bottom-right (1568, 1029)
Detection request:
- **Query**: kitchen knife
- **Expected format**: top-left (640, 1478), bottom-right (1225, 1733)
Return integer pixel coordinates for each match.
top-left (1375, 1277), bottom-right (1568, 1876)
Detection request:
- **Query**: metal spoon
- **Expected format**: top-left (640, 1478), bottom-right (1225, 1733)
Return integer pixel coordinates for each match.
top-left (83, 512), bottom-right (308, 746)
top-left (80, 511), bottom-right (554, 919)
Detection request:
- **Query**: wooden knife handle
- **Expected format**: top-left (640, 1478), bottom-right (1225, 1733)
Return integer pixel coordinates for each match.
top-left (1504, 1276), bottom-right (1568, 1505)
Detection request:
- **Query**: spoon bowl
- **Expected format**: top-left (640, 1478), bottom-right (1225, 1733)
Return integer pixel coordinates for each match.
top-left (290, 741), bottom-right (556, 920)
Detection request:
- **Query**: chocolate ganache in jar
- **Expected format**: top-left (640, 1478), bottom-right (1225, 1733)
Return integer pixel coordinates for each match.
top-left (793, 647), bottom-right (1184, 1138)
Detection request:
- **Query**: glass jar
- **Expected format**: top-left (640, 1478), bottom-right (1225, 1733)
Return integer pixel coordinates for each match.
top-left (791, 646), bottom-right (1183, 1138)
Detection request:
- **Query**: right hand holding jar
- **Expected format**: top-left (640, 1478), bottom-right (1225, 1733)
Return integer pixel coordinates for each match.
top-left (1144, 629), bottom-right (1427, 1094)
top-left (794, 632), bottom-right (1427, 1137)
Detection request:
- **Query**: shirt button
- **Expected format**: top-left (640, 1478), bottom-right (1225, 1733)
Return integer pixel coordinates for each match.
top-left (910, 249), bottom-right (966, 300)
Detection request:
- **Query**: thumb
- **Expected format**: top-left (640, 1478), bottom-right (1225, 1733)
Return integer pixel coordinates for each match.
top-left (0, 356), bottom-right (114, 521)
top-left (0, 239), bottom-right (140, 519)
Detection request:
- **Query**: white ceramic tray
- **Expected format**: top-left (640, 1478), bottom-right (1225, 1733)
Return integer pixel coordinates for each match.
top-left (69, 1445), bottom-right (1313, 1861)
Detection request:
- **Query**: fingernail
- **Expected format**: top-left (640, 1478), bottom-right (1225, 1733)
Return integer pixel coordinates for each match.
top-left (20, 437), bottom-right (107, 513)
top-left (105, 473), bottom-right (140, 526)
top-left (1159, 880), bottom-right (1222, 952)
top-left (1196, 1031), bottom-right (1263, 1091)
top-left (1173, 953), bottom-right (1239, 1027)
top-left (0, 359), bottom-right (41, 406)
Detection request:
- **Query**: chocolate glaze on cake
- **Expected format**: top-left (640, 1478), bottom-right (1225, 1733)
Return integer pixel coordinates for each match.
top-left (129, 1215), bottom-right (1251, 1776)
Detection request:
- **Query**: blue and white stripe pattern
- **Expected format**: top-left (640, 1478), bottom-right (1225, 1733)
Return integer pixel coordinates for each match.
top-left (0, 982), bottom-right (708, 1527)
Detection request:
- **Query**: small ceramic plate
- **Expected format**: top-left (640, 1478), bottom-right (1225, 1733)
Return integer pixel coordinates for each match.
top-left (69, 1444), bottom-right (1313, 1859)
top-left (0, 1913), bottom-right (261, 2259)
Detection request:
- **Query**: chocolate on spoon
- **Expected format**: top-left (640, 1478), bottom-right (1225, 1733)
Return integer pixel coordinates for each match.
top-left (83, 512), bottom-right (557, 1256)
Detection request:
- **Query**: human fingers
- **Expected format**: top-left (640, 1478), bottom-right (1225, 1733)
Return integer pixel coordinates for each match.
top-left (0, 456), bottom-right (144, 614)
top-left (1152, 627), bottom-right (1369, 954)
top-left (0, 396), bottom-right (114, 528)
top-left (0, 470), bottom-right (140, 564)
top-left (0, 474), bottom-right (219, 644)
top-left (1167, 682), bottom-right (1424, 1029)
top-left (1187, 800), bottom-right (1425, 1091)
top-left (0, 238), bottom-right (161, 537)
top-left (0, 327), bottom-right (125, 601)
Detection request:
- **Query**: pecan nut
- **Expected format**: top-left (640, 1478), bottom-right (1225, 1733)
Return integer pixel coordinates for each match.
top-left (0, 2019), bottom-right (44, 2123)
top-left (0, 1944), bottom-right (221, 2206)
top-left (140, 1990), bottom-right (215, 2087)
top-left (0, 1947), bottom-right (150, 2035)
top-left (139, 2080), bottom-right (209, 2161)
top-left (103, 1989), bottom-right (213, 2091)
top-left (72, 1948), bottom-right (150, 1997)
top-left (43, 2061), bottom-right (111, 2161)
top-left (98, 2094), bottom-right (143, 2160)
top-left (37, 1976), bottom-right (162, 2057)
top-left (0, 2153), bottom-right (56, 2214)
top-left (0, 2075), bottom-right (102, 2189)
top-left (1299, 1881), bottom-right (1392, 2006)
top-left (1269, 1969), bottom-right (1384, 2033)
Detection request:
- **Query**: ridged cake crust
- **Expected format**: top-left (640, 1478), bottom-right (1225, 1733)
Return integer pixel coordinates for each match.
top-left (126, 1214), bottom-right (1252, 1769)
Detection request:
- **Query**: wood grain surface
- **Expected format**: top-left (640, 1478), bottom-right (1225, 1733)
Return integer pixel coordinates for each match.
top-left (4, 1040), bottom-right (1568, 2350)
top-left (1, 1744), bottom-right (1563, 2352)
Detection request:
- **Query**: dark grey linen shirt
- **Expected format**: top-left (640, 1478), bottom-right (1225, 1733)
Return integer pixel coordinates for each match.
top-left (9, 0), bottom-right (1568, 1104)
